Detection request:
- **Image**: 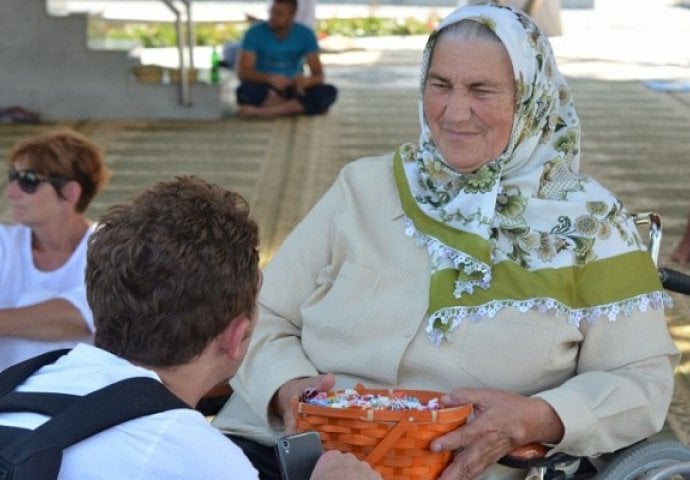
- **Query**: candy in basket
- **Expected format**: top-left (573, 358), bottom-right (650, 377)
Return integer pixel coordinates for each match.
top-left (291, 384), bottom-right (473, 480)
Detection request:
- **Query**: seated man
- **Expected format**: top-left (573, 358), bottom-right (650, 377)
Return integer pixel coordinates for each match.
top-left (0, 176), bottom-right (380, 480)
top-left (236, 0), bottom-right (337, 118)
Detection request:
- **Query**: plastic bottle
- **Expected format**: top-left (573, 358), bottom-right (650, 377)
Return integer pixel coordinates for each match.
top-left (210, 46), bottom-right (220, 84)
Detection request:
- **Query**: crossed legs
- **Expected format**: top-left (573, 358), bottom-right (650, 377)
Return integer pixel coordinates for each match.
top-left (236, 82), bottom-right (337, 118)
top-left (237, 89), bottom-right (305, 118)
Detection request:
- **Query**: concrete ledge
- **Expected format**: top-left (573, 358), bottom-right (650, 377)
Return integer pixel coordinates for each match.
top-left (561, 0), bottom-right (595, 8)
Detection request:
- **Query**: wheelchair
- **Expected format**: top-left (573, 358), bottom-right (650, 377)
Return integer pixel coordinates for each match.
top-left (501, 438), bottom-right (690, 479)
top-left (499, 212), bottom-right (690, 479)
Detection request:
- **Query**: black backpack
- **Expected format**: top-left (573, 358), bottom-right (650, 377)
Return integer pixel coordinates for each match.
top-left (0, 349), bottom-right (189, 480)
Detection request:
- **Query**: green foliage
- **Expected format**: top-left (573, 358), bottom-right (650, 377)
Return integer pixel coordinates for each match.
top-left (194, 23), bottom-right (248, 46)
top-left (316, 16), bottom-right (431, 37)
top-left (130, 24), bottom-right (178, 47)
top-left (88, 18), bottom-right (248, 48)
top-left (88, 16), bottom-right (433, 48)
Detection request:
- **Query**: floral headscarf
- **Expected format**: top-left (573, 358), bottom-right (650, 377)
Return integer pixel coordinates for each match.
top-left (394, 4), bottom-right (669, 345)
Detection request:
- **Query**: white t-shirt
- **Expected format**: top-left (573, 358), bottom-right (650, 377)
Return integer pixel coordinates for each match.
top-left (0, 344), bottom-right (259, 479)
top-left (0, 224), bottom-right (95, 371)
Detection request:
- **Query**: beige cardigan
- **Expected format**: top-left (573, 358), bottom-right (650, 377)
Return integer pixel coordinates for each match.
top-left (214, 154), bottom-right (679, 477)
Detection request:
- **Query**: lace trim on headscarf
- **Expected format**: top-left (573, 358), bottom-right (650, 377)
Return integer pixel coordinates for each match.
top-left (404, 217), bottom-right (491, 295)
top-left (425, 291), bottom-right (673, 346)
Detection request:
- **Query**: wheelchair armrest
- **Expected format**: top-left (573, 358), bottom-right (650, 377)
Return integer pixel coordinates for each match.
top-left (499, 442), bottom-right (578, 469)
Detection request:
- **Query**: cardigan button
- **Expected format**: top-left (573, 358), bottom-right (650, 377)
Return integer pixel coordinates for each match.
top-left (403, 328), bottom-right (414, 337)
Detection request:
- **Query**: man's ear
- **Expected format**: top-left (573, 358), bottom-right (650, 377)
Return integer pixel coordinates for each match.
top-left (219, 316), bottom-right (252, 361)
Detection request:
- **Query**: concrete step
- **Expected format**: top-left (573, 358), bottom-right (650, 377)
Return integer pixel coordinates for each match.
top-left (1, 0), bottom-right (223, 120)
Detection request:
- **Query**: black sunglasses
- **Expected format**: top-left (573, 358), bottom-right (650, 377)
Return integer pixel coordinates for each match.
top-left (8, 167), bottom-right (68, 194)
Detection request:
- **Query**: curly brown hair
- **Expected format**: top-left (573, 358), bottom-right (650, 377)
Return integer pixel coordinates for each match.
top-left (87, 176), bottom-right (260, 367)
top-left (7, 128), bottom-right (110, 212)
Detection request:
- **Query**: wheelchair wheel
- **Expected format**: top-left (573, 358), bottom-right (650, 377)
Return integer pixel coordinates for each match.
top-left (593, 439), bottom-right (690, 480)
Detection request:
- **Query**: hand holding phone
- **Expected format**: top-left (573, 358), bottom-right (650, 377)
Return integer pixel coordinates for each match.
top-left (275, 431), bottom-right (324, 480)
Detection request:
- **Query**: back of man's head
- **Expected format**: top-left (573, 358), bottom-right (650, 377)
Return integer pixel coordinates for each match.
top-left (86, 175), bottom-right (260, 367)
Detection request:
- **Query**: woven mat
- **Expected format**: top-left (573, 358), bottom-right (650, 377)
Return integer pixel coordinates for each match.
top-left (0, 84), bottom-right (420, 258)
top-left (1, 72), bottom-right (690, 444)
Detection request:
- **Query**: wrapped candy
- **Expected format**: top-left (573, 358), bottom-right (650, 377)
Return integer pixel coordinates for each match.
top-left (301, 388), bottom-right (444, 411)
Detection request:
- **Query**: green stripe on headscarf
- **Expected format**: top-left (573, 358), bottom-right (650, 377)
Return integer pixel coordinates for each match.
top-left (394, 149), bottom-right (491, 266)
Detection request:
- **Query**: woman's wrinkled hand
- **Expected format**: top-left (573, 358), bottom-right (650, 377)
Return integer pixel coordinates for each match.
top-left (273, 373), bottom-right (335, 433)
top-left (310, 450), bottom-right (383, 480)
top-left (431, 388), bottom-right (564, 480)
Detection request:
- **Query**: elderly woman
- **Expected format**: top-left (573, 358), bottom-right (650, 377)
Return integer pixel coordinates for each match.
top-left (0, 128), bottom-right (110, 371)
top-left (213, 5), bottom-right (679, 479)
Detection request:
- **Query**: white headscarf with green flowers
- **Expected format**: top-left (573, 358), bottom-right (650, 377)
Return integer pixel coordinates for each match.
top-left (394, 4), bottom-right (669, 346)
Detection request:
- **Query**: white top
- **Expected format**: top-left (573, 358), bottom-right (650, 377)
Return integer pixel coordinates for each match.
top-left (0, 224), bottom-right (95, 371)
top-left (0, 344), bottom-right (259, 479)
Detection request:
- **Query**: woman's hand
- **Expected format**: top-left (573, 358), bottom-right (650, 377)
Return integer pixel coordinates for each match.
top-left (272, 373), bottom-right (335, 433)
top-left (431, 388), bottom-right (564, 480)
top-left (310, 450), bottom-right (382, 480)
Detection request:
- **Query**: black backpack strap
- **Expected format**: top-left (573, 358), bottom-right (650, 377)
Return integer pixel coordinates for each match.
top-left (0, 349), bottom-right (70, 398)
top-left (0, 392), bottom-right (77, 415)
top-left (0, 350), bottom-right (190, 451)
top-left (36, 376), bottom-right (190, 448)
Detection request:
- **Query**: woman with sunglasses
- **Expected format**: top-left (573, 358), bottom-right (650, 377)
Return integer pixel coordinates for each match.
top-left (0, 128), bottom-right (110, 371)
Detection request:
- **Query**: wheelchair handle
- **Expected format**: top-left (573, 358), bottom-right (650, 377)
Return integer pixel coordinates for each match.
top-left (659, 267), bottom-right (690, 295)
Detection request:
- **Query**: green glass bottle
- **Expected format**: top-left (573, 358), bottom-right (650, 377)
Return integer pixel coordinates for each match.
top-left (210, 46), bottom-right (220, 84)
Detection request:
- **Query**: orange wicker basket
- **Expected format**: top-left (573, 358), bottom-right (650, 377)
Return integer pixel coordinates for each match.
top-left (291, 385), bottom-right (473, 480)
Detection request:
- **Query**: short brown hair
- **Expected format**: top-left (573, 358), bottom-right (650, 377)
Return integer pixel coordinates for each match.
top-left (87, 176), bottom-right (260, 367)
top-left (8, 128), bottom-right (110, 212)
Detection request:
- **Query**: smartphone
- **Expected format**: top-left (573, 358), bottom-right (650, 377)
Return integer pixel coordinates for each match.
top-left (274, 431), bottom-right (324, 480)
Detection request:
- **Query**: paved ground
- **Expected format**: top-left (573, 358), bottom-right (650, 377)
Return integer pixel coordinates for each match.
top-left (3, 0), bottom-right (690, 447)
